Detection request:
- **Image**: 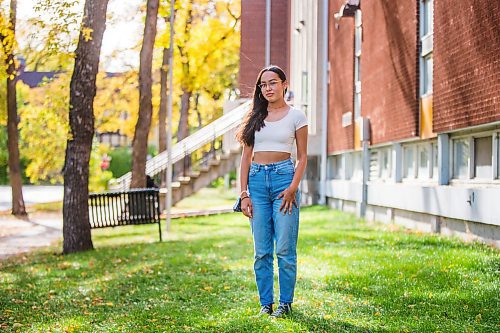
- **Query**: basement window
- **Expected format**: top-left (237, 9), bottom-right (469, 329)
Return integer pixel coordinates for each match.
top-left (474, 136), bottom-right (492, 179)
top-left (453, 138), bottom-right (470, 179)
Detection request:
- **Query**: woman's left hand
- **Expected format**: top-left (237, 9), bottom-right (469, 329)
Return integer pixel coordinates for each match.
top-left (278, 187), bottom-right (298, 214)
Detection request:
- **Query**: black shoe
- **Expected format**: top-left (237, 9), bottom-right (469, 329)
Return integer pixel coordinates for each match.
top-left (270, 303), bottom-right (292, 318)
top-left (259, 304), bottom-right (273, 316)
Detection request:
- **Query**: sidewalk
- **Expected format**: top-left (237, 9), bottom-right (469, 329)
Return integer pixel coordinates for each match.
top-left (0, 212), bottom-right (63, 259)
top-left (0, 206), bottom-right (235, 260)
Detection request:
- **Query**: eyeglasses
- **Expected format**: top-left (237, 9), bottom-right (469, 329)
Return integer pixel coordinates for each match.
top-left (258, 80), bottom-right (282, 90)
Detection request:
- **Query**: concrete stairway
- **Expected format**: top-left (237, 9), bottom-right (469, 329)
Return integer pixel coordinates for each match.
top-left (159, 148), bottom-right (241, 210)
top-left (109, 99), bottom-right (249, 209)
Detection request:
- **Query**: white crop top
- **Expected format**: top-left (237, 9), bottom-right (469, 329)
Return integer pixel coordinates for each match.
top-left (253, 107), bottom-right (308, 153)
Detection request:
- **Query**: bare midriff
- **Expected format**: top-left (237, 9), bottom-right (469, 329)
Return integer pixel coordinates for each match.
top-left (253, 151), bottom-right (291, 164)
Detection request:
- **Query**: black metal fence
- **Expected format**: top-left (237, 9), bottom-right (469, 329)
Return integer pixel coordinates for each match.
top-left (88, 188), bottom-right (162, 241)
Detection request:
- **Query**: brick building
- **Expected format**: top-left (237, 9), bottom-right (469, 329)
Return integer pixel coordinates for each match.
top-left (239, 0), bottom-right (500, 245)
top-left (239, 0), bottom-right (291, 98)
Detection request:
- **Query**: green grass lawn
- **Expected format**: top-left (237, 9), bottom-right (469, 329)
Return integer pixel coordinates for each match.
top-left (172, 187), bottom-right (237, 211)
top-left (0, 206), bottom-right (498, 332)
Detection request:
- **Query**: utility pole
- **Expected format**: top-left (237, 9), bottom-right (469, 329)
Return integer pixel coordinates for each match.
top-left (166, 0), bottom-right (175, 232)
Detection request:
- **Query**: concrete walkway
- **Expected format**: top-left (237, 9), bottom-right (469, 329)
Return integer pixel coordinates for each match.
top-left (0, 185), bottom-right (64, 211)
top-left (0, 212), bottom-right (63, 259)
top-left (0, 207), bottom-right (234, 260)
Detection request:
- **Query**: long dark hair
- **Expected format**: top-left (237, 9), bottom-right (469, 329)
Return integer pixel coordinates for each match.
top-left (236, 65), bottom-right (288, 147)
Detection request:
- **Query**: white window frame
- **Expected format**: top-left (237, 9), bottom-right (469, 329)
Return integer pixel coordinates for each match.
top-left (431, 141), bottom-right (438, 179)
top-left (450, 131), bottom-right (500, 183)
top-left (421, 0), bottom-right (434, 37)
top-left (417, 142), bottom-right (432, 179)
top-left (351, 151), bottom-right (363, 181)
top-left (473, 135), bottom-right (494, 179)
top-left (328, 154), bottom-right (345, 180)
top-left (345, 153), bottom-right (353, 180)
top-left (451, 137), bottom-right (472, 180)
top-left (403, 144), bottom-right (418, 179)
top-left (354, 10), bottom-right (362, 119)
top-left (422, 54), bottom-right (433, 95)
top-left (369, 150), bottom-right (379, 181)
top-left (495, 132), bottom-right (500, 179)
top-left (420, 0), bottom-right (434, 97)
top-left (327, 155), bottom-right (335, 180)
top-left (379, 147), bottom-right (392, 180)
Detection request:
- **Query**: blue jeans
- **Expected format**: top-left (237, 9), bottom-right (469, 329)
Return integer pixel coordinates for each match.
top-left (248, 158), bottom-right (300, 306)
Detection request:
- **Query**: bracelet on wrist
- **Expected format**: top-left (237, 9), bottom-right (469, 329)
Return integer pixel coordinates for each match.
top-left (241, 196), bottom-right (250, 201)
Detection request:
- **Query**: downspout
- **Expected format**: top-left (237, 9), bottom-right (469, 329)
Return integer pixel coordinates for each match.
top-left (356, 9), bottom-right (368, 217)
top-left (265, 0), bottom-right (271, 66)
top-left (319, 0), bottom-right (329, 205)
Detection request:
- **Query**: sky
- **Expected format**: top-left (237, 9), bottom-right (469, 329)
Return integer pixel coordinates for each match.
top-left (16, 0), bottom-right (144, 72)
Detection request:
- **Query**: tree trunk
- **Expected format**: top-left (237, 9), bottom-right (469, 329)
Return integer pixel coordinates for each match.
top-left (5, 0), bottom-right (26, 216)
top-left (158, 45), bottom-right (168, 187)
top-left (175, 89), bottom-right (191, 177)
top-left (194, 93), bottom-right (202, 129)
top-left (177, 89), bottom-right (191, 141)
top-left (62, 0), bottom-right (109, 254)
top-left (130, 0), bottom-right (159, 189)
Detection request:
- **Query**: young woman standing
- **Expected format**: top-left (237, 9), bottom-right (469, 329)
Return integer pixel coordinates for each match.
top-left (236, 65), bottom-right (308, 318)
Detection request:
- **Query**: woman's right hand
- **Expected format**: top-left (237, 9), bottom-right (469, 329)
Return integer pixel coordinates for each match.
top-left (241, 197), bottom-right (253, 218)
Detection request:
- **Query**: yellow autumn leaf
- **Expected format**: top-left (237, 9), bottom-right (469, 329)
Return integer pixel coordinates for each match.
top-left (82, 27), bottom-right (93, 41)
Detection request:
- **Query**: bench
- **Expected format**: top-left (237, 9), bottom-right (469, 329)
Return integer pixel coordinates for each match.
top-left (88, 188), bottom-right (162, 241)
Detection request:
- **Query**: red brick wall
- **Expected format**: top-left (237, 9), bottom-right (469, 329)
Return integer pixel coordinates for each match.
top-left (361, 0), bottom-right (419, 144)
top-left (239, 0), bottom-right (291, 98)
top-left (328, 0), bottom-right (354, 153)
top-left (327, 0), bottom-right (419, 153)
top-left (433, 0), bottom-right (500, 132)
top-left (272, 0), bottom-right (290, 82)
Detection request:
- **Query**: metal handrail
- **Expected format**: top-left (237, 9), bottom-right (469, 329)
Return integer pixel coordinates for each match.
top-left (114, 100), bottom-right (251, 189)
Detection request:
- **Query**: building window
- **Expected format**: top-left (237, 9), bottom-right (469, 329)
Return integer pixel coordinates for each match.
top-left (328, 154), bottom-right (344, 180)
top-left (422, 0), bottom-right (434, 36)
top-left (335, 154), bottom-right (344, 179)
top-left (352, 152), bottom-right (362, 181)
top-left (354, 10), bottom-right (362, 120)
top-left (327, 155), bottom-right (335, 179)
top-left (474, 136), bottom-right (492, 179)
top-left (420, 0), bottom-right (433, 96)
top-left (344, 153), bottom-right (353, 180)
top-left (417, 144), bottom-right (430, 179)
top-left (453, 138), bottom-right (470, 179)
top-left (422, 55), bottom-right (433, 95)
top-left (379, 147), bottom-right (391, 179)
top-left (369, 151), bottom-right (379, 181)
top-left (301, 71), bottom-right (313, 134)
top-left (432, 142), bottom-right (438, 179)
top-left (497, 134), bottom-right (500, 179)
top-left (403, 145), bottom-right (416, 179)
top-left (369, 148), bottom-right (392, 181)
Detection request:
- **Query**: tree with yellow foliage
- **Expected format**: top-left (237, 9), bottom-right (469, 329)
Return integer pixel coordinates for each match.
top-left (158, 0), bottom-right (240, 176)
top-left (130, 0), bottom-right (160, 189)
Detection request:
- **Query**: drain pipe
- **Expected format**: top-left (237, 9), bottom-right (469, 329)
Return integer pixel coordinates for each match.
top-left (319, 0), bottom-right (329, 205)
top-left (265, 0), bottom-right (271, 66)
